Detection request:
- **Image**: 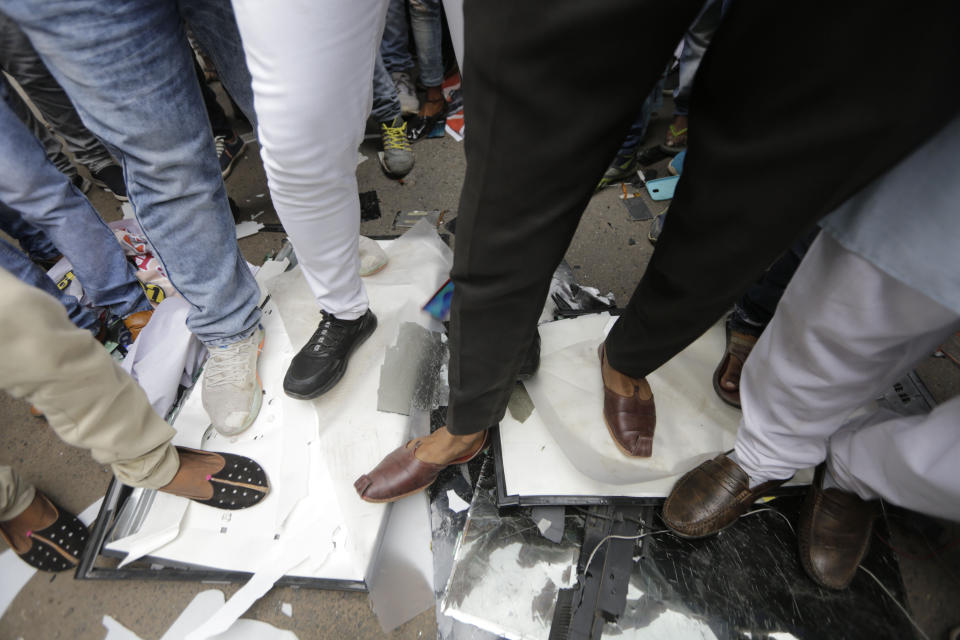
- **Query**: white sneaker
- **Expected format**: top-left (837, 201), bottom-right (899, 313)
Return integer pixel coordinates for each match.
top-left (391, 71), bottom-right (420, 116)
top-left (202, 328), bottom-right (264, 436)
top-left (359, 236), bottom-right (388, 276)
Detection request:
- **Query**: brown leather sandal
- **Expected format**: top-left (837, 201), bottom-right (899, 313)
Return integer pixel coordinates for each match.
top-left (712, 328), bottom-right (758, 409)
top-left (354, 431), bottom-right (489, 503)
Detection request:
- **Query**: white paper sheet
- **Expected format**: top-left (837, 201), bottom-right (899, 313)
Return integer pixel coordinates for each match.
top-left (122, 296), bottom-right (205, 418)
top-left (502, 316), bottom-right (813, 498)
top-left (235, 220), bottom-right (265, 239)
top-left (522, 315), bottom-right (741, 486)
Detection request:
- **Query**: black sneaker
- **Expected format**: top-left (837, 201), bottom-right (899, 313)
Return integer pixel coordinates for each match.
top-left (91, 165), bottom-right (128, 201)
top-left (216, 133), bottom-right (246, 179)
top-left (283, 309), bottom-right (377, 399)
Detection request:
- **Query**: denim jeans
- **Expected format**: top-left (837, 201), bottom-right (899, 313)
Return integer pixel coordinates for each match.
top-left (380, 0), bottom-right (444, 87)
top-left (380, 0), bottom-right (413, 73)
top-left (0, 0), bottom-right (260, 346)
top-left (0, 11), bottom-right (116, 175)
top-left (0, 79), bottom-right (152, 321)
top-left (0, 238), bottom-right (100, 333)
top-left (730, 229), bottom-right (818, 335)
top-left (371, 51), bottom-right (402, 123)
top-left (0, 210), bottom-right (59, 261)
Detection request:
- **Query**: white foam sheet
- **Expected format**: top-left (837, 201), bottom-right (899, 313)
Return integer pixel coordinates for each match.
top-left (108, 224), bottom-right (450, 592)
top-left (503, 315), bottom-right (812, 498)
top-left (367, 492), bottom-right (435, 632)
top-left (120, 297), bottom-right (354, 579)
top-left (265, 220), bottom-right (451, 583)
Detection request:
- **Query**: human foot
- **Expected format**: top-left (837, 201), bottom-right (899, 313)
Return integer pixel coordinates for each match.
top-left (662, 115), bottom-right (688, 153)
top-left (160, 447), bottom-right (270, 509)
top-left (599, 344), bottom-right (656, 457)
top-left (712, 329), bottom-right (758, 408)
top-left (354, 428), bottom-right (488, 503)
top-left (0, 492), bottom-right (87, 571)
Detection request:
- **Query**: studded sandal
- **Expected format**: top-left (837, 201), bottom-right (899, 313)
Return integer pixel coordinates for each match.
top-left (0, 492), bottom-right (88, 572)
top-left (176, 447), bottom-right (271, 510)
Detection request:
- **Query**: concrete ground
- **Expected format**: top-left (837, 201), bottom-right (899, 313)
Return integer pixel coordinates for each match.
top-left (2, 101), bottom-right (959, 640)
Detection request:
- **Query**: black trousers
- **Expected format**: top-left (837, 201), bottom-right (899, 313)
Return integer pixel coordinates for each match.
top-left (446, 0), bottom-right (960, 435)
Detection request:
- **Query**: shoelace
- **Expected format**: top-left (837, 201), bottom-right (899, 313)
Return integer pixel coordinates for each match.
top-left (305, 316), bottom-right (352, 355)
top-left (214, 135), bottom-right (227, 157)
top-left (205, 339), bottom-right (255, 387)
top-left (381, 122), bottom-right (410, 151)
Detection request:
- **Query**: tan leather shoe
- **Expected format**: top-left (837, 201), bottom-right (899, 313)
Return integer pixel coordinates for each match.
top-left (599, 344), bottom-right (655, 457)
top-left (123, 309), bottom-right (153, 342)
top-left (798, 464), bottom-right (878, 590)
top-left (662, 454), bottom-right (787, 538)
top-left (355, 431), bottom-right (488, 503)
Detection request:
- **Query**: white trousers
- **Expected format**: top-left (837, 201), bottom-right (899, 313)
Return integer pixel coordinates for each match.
top-left (231, 0), bottom-right (388, 319)
top-left (735, 233), bottom-right (960, 521)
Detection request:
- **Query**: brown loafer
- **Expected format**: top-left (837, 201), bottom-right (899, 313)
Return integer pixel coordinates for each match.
top-left (599, 344), bottom-right (655, 457)
top-left (712, 328), bottom-right (758, 409)
top-left (123, 309), bottom-right (154, 342)
top-left (663, 454), bottom-right (787, 538)
top-left (355, 431), bottom-right (489, 503)
top-left (798, 464), bottom-right (878, 590)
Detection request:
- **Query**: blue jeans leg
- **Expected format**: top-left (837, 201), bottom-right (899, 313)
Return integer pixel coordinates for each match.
top-left (380, 0), bottom-right (413, 73)
top-left (409, 0), bottom-right (443, 86)
top-left (0, 208), bottom-right (59, 261)
top-left (179, 0), bottom-right (257, 126)
top-left (0, 239), bottom-right (100, 333)
top-left (0, 0), bottom-right (261, 346)
top-left (0, 80), bottom-right (152, 319)
top-left (371, 51), bottom-right (402, 123)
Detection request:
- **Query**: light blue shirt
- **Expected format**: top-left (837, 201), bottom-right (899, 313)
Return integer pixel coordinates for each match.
top-left (821, 113), bottom-right (960, 315)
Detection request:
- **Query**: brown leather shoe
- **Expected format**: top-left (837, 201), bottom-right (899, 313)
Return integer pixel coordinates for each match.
top-left (662, 454), bottom-right (787, 538)
top-left (798, 464), bottom-right (878, 590)
top-left (599, 344), bottom-right (655, 457)
top-left (712, 329), bottom-right (758, 409)
top-left (123, 309), bottom-right (153, 342)
top-left (354, 431), bottom-right (489, 503)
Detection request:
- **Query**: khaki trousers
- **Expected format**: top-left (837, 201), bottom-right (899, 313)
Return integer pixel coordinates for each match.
top-left (0, 267), bottom-right (178, 521)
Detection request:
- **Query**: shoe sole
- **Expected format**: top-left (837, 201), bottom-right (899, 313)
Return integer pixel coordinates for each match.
top-left (283, 314), bottom-right (377, 400)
